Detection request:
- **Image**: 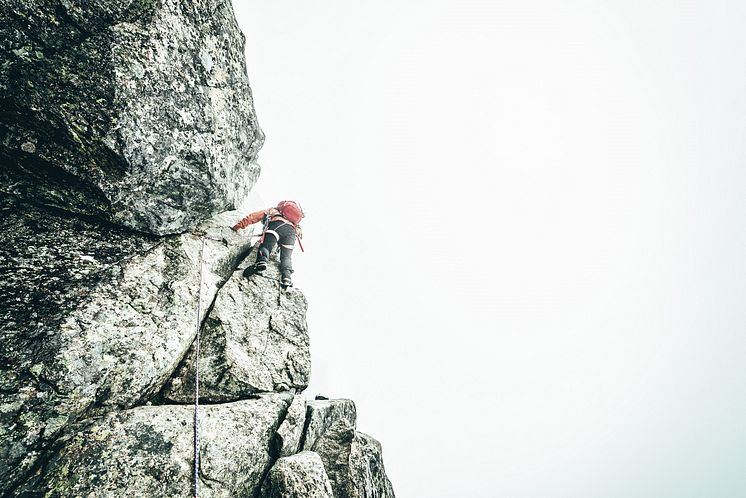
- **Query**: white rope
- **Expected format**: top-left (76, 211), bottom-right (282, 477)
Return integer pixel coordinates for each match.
top-left (193, 235), bottom-right (205, 498)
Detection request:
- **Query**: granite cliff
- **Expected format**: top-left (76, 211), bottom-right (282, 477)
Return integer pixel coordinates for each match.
top-left (0, 1), bottom-right (394, 496)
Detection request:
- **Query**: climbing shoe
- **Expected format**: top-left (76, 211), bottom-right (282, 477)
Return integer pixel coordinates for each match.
top-left (242, 261), bottom-right (266, 279)
top-left (281, 275), bottom-right (293, 288)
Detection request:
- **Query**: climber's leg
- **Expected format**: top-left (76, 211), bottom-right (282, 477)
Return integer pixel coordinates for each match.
top-left (277, 224), bottom-right (295, 287)
top-left (255, 221), bottom-right (282, 271)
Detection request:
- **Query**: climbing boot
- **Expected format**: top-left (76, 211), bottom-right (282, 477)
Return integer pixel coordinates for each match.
top-left (242, 261), bottom-right (266, 279)
top-left (281, 274), bottom-right (293, 288)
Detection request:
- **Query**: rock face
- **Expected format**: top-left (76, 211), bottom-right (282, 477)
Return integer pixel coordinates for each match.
top-left (0, 194), bottom-right (254, 494)
top-left (0, 192), bottom-right (395, 497)
top-left (1, 1), bottom-right (395, 496)
top-left (163, 259), bottom-right (311, 402)
top-left (0, 0), bottom-right (263, 234)
top-left (262, 451), bottom-right (335, 498)
top-left (15, 394), bottom-right (291, 497)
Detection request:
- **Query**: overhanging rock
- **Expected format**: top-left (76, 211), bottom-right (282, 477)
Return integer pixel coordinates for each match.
top-left (0, 0), bottom-right (263, 234)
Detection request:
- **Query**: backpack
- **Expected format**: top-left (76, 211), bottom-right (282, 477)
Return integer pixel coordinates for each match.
top-left (276, 200), bottom-right (304, 225)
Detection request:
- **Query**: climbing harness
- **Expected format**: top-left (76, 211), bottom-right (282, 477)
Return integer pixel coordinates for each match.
top-left (193, 235), bottom-right (206, 498)
top-left (258, 217), bottom-right (305, 253)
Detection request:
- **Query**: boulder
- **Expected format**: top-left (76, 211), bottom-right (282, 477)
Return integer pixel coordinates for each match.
top-left (0, 194), bottom-right (253, 494)
top-left (0, 0), bottom-right (263, 234)
top-left (13, 394), bottom-right (292, 497)
top-left (163, 257), bottom-right (311, 402)
top-left (261, 451), bottom-right (334, 498)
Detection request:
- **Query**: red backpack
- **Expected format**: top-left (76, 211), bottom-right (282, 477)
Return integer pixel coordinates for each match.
top-left (276, 200), bottom-right (304, 225)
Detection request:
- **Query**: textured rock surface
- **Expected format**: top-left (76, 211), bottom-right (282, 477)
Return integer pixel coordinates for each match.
top-left (163, 257), bottom-right (311, 402)
top-left (0, 194), bottom-right (254, 494)
top-left (0, 0), bottom-right (263, 234)
top-left (347, 432), bottom-right (397, 498)
top-left (302, 399), bottom-right (357, 452)
top-left (1, 1), bottom-right (396, 494)
top-left (302, 399), bottom-right (395, 498)
top-left (276, 395), bottom-right (307, 458)
top-left (261, 451), bottom-right (334, 498)
top-left (13, 394), bottom-right (291, 497)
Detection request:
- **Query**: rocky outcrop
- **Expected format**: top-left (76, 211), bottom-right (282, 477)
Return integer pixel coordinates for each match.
top-left (1, 1), bottom-right (395, 496)
top-left (302, 399), bottom-right (358, 452)
top-left (0, 191), bottom-right (395, 497)
top-left (163, 259), bottom-right (311, 402)
top-left (1, 0), bottom-right (263, 234)
top-left (15, 394), bottom-right (291, 497)
top-left (302, 400), bottom-right (395, 498)
top-left (261, 451), bottom-right (335, 498)
top-left (347, 432), bottom-right (397, 498)
top-left (0, 194), bottom-right (254, 494)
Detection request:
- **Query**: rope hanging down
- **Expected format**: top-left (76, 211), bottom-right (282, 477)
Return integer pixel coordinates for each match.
top-left (193, 235), bottom-right (206, 498)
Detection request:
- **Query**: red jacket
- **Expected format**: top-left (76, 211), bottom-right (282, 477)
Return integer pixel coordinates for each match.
top-left (232, 208), bottom-right (300, 232)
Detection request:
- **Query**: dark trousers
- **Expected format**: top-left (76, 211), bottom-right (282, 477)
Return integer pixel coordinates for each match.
top-left (256, 220), bottom-right (295, 276)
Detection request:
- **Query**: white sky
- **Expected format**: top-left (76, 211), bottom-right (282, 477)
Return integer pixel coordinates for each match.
top-left (233, 2), bottom-right (746, 497)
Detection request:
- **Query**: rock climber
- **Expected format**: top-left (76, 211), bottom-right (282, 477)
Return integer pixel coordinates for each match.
top-left (231, 200), bottom-right (304, 287)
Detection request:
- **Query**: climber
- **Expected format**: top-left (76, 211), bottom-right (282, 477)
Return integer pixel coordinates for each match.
top-left (231, 200), bottom-right (304, 287)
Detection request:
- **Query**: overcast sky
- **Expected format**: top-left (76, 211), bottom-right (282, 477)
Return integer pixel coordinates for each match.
top-left (233, 2), bottom-right (746, 497)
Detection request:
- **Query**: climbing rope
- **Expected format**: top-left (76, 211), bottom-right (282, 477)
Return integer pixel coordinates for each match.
top-left (193, 235), bottom-right (206, 498)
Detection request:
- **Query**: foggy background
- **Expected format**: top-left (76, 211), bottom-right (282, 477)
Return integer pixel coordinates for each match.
top-left (232, 2), bottom-right (746, 497)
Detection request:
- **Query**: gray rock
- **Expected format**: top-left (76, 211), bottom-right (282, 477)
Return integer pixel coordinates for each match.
top-left (14, 394), bottom-right (292, 497)
top-left (276, 395), bottom-right (307, 458)
top-left (261, 451), bottom-right (334, 498)
top-left (302, 400), bottom-right (395, 498)
top-left (163, 256), bottom-right (311, 402)
top-left (309, 411), bottom-right (357, 498)
top-left (0, 0), bottom-right (263, 234)
top-left (0, 195), bottom-right (253, 494)
top-left (302, 399), bottom-right (357, 452)
top-left (347, 432), bottom-right (396, 498)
